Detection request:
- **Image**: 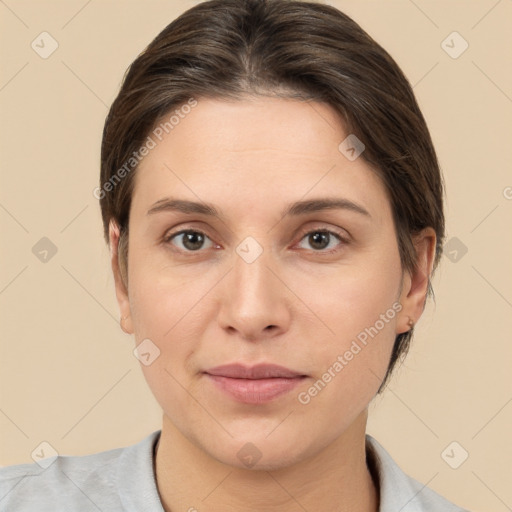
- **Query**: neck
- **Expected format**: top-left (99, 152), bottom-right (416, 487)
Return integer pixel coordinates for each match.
top-left (154, 411), bottom-right (379, 512)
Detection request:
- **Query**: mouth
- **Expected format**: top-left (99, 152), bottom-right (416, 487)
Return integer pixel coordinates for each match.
top-left (205, 362), bottom-right (306, 379)
top-left (203, 363), bottom-right (308, 404)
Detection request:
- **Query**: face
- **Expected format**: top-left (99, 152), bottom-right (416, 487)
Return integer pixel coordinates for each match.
top-left (112, 96), bottom-right (428, 470)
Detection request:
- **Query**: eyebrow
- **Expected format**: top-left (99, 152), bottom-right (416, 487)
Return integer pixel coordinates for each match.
top-left (146, 197), bottom-right (371, 219)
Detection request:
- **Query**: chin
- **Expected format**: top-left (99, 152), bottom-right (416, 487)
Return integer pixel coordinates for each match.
top-left (206, 436), bottom-right (310, 472)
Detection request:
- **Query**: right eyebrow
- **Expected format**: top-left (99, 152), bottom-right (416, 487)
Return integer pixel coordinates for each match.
top-left (147, 198), bottom-right (220, 217)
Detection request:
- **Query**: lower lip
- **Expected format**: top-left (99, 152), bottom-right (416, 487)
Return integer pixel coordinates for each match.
top-left (205, 374), bottom-right (306, 404)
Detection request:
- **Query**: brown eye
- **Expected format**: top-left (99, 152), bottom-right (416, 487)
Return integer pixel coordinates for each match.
top-left (165, 230), bottom-right (213, 252)
top-left (297, 229), bottom-right (347, 253)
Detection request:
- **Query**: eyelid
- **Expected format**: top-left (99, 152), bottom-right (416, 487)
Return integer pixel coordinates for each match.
top-left (163, 228), bottom-right (216, 249)
top-left (295, 224), bottom-right (350, 243)
top-left (293, 226), bottom-right (350, 255)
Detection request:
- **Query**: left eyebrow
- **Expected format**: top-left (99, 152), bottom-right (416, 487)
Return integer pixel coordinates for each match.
top-left (282, 198), bottom-right (372, 219)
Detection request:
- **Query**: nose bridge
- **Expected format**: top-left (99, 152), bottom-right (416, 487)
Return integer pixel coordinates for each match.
top-left (217, 235), bottom-right (290, 338)
top-left (232, 235), bottom-right (274, 304)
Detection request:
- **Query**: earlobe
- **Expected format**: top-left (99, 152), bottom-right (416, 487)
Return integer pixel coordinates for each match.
top-left (395, 227), bottom-right (437, 335)
top-left (109, 219), bottom-right (133, 335)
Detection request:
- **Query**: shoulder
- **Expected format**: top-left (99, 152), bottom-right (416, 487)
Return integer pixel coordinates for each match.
top-left (0, 430), bottom-right (162, 512)
top-left (0, 444), bottom-right (125, 511)
top-left (365, 435), bottom-right (471, 512)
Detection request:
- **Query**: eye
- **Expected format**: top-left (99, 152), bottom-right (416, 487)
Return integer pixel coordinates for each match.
top-left (164, 229), bottom-right (215, 252)
top-left (163, 227), bottom-right (348, 255)
top-left (296, 229), bottom-right (348, 254)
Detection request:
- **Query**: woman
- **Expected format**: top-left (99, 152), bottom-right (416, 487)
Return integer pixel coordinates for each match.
top-left (0, 0), bottom-right (470, 510)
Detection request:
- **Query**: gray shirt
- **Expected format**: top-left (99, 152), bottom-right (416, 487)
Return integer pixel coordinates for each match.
top-left (0, 430), bottom-right (470, 511)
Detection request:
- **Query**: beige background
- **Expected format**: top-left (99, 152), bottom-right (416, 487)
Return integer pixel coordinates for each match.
top-left (1, 1), bottom-right (511, 510)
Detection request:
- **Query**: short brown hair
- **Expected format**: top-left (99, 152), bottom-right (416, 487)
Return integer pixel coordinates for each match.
top-left (99, 0), bottom-right (445, 392)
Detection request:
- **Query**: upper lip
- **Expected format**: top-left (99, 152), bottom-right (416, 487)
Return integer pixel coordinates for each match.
top-left (205, 363), bottom-right (306, 379)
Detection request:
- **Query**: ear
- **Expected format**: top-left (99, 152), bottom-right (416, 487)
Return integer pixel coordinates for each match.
top-left (396, 227), bottom-right (437, 335)
top-left (109, 219), bottom-right (134, 334)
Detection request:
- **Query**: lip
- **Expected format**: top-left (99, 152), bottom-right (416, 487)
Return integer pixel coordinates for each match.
top-left (204, 363), bottom-right (307, 404)
top-left (205, 363), bottom-right (306, 379)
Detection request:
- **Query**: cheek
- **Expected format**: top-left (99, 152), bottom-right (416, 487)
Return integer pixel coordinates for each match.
top-left (127, 255), bottom-right (217, 386)
top-left (293, 251), bottom-right (401, 398)
top-left (294, 283), bottom-right (399, 431)
top-left (128, 246), bottom-right (207, 339)
top-left (296, 248), bottom-right (401, 342)
top-left (129, 274), bottom-right (208, 415)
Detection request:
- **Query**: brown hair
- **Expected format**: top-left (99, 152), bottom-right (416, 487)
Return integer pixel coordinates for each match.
top-left (99, 0), bottom-right (445, 392)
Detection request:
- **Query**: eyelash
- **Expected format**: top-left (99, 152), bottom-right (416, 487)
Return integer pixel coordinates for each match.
top-left (163, 227), bottom-right (349, 255)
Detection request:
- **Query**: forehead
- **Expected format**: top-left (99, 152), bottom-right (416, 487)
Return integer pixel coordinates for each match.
top-left (130, 97), bottom-right (391, 223)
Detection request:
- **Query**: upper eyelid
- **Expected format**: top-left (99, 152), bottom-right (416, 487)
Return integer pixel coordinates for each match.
top-left (164, 228), bottom-right (214, 245)
top-left (164, 224), bottom-right (347, 239)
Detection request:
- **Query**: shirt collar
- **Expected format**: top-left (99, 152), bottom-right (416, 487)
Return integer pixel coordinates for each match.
top-left (366, 434), bottom-right (465, 511)
top-left (116, 430), bottom-right (463, 512)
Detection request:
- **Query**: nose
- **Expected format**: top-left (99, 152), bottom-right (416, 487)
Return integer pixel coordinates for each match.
top-left (216, 244), bottom-right (292, 342)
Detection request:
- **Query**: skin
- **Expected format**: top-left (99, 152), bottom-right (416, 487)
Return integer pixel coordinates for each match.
top-left (110, 96), bottom-right (436, 512)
